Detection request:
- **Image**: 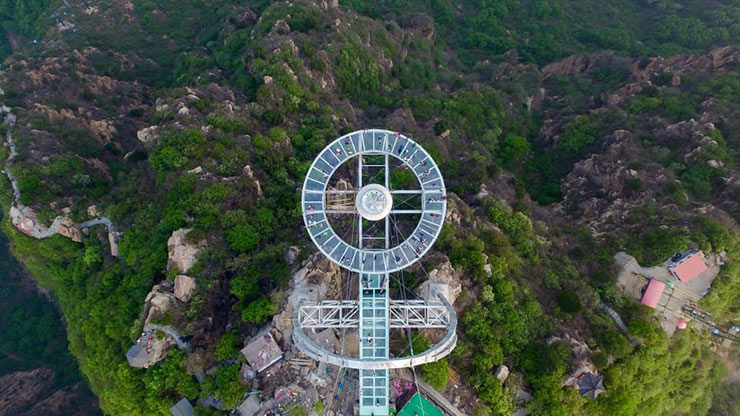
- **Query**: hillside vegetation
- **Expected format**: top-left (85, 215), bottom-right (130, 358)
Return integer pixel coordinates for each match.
top-left (0, 0), bottom-right (738, 415)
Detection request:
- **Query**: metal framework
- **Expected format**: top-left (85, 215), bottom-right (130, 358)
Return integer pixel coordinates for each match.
top-left (295, 129), bottom-right (455, 416)
top-left (298, 299), bottom-right (451, 329)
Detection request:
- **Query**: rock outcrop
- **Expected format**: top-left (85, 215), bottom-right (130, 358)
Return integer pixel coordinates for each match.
top-left (137, 125), bottom-right (159, 143)
top-left (418, 260), bottom-right (462, 304)
top-left (272, 252), bottom-right (342, 344)
top-left (167, 228), bottom-right (205, 273)
top-left (541, 53), bottom-right (599, 78)
top-left (143, 284), bottom-right (177, 324)
top-left (174, 275), bottom-right (197, 303)
top-left (55, 217), bottom-right (83, 242)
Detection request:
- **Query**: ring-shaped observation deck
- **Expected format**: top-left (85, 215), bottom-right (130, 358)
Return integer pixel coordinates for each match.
top-left (301, 129), bottom-right (447, 273)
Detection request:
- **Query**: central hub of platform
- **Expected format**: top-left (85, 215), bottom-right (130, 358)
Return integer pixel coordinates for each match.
top-left (355, 184), bottom-right (392, 221)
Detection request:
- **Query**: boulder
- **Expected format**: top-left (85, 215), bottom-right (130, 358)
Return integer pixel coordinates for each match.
top-left (475, 183), bottom-right (490, 201)
top-left (483, 263), bottom-right (493, 277)
top-left (167, 228), bottom-right (205, 273)
top-left (143, 285), bottom-right (177, 324)
top-left (284, 246), bottom-right (300, 265)
top-left (87, 205), bottom-right (99, 217)
top-left (174, 275), bottom-right (197, 303)
top-left (418, 260), bottom-right (462, 304)
top-left (89, 119), bottom-right (116, 142)
top-left (242, 165), bottom-right (263, 196)
top-left (55, 217), bottom-right (82, 242)
top-left (137, 126), bottom-right (159, 143)
top-left (494, 365), bottom-right (510, 382)
top-left (707, 159), bottom-right (722, 169)
top-left (515, 386), bottom-right (533, 403)
top-left (272, 19), bottom-right (290, 35)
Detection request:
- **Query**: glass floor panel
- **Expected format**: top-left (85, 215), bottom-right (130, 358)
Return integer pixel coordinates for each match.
top-left (359, 273), bottom-right (389, 416)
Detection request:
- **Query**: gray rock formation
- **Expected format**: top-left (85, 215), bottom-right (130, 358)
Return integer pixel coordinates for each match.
top-left (55, 217), bottom-right (83, 242)
top-left (174, 275), bottom-right (196, 303)
top-left (136, 126), bottom-right (159, 143)
top-left (167, 228), bottom-right (205, 273)
top-left (143, 284), bottom-right (177, 325)
top-left (494, 365), bottom-right (510, 382)
top-left (418, 260), bottom-right (462, 304)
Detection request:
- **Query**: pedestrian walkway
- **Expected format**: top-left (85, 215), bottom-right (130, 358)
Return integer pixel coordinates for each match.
top-left (359, 273), bottom-right (389, 415)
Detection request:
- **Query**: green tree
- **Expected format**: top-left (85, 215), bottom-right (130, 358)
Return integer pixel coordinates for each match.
top-left (209, 364), bottom-right (244, 409)
top-left (225, 224), bottom-right (259, 253)
top-left (556, 290), bottom-right (582, 314)
top-left (241, 297), bottom-right (276, 324)
top-left (230, 272), bottom-right (259, 301)
top-left (601, 330), bottom-right (632, 359)
top-left (500, 135), bottom-right (531, 166)
top-left (422, 358), bottom-right (449, 390)
top-left (215, 333), bottom-right (242, 361)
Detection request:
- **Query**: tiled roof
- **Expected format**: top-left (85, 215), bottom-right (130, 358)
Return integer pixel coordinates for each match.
top-left (641, 279), bottom-right (666, 308)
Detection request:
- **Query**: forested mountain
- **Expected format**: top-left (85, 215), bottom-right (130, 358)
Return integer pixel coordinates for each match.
top-left (0, 212), bottom-right (99, 415)
top-left (0, 0), bottom-right (738, 415)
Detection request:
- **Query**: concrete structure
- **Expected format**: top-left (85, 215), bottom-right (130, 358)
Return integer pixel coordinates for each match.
top-left (296, 129), bottom-right (455, 416)
top-left (241, 332), bottom-right (283, 373)
top-left (613, 251), bottom-right (722, 335)
top-left (640, 279), bottom-right (666, 308)
top-left (169, 398), bottom-right (194, 416)
top-left (668, 250), bottom-right (708, 282)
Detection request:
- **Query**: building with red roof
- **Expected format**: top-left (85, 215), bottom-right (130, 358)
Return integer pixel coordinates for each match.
top-left (641, 279), bottom-right (666, 309)
top-left (669, 250), bottom-right (708, 282)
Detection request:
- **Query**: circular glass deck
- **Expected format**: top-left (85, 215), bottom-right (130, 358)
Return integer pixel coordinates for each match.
top-left (301, 129), bottom-right (447, 274)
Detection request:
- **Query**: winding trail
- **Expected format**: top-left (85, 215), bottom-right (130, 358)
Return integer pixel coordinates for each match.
top-left (1, 95), bottom-right (120, 245)
top-left (144, 323), bottom-right (191, 351)
top-left (600, 303), bottom-right (640, 347)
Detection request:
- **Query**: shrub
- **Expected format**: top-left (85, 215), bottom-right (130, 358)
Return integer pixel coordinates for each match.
top-left (556, 290), bottom-right (582, 314)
